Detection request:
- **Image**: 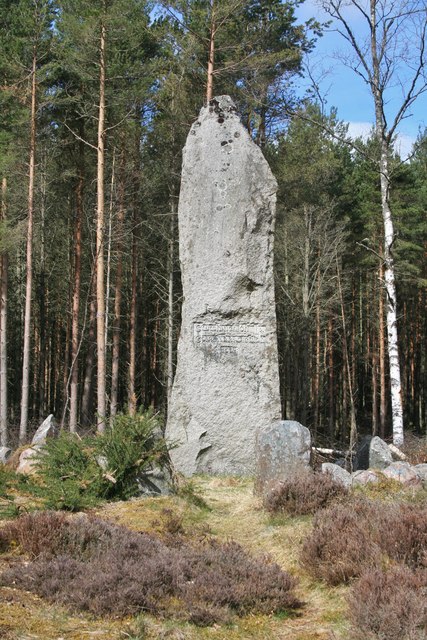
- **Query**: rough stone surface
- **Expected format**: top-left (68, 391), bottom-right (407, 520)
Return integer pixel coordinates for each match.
top-left (382, 461), bottom-right (422, 486)
top-left (254, 421), bottom-right (311, 494)
top-left (415, 463), bottom-right (427, 487)
top-left (16, 445), bottom-right (43, 474)
top-left (166, 96), bottom-right (281, 476)
top-left (31, 414), bottom-right (56, 445)
top-left (369, 436), bottom-right (393, 470)
top-left (321, 463), bottom-right (352, 488)
top-left (137, 465), bottom-right (173, 496)
top-left (0, 447), bottom-right (11, 464)
top-left (352, 469), bottom-right (380, 485)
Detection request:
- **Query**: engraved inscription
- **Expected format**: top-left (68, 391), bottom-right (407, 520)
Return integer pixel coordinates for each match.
top-left (193, 322), bottom-right (266, 347)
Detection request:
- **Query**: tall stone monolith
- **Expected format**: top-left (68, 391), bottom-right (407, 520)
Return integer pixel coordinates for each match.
top-left (165, 96), bottom-right (281, 476)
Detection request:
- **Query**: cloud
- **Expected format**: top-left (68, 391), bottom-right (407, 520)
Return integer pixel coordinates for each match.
top-left (347, 121), bottom-right (416, 159)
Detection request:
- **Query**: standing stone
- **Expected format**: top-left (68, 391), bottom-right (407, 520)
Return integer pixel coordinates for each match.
top-left (166, 96), bottom-right (281, 476)
top-left (31, 414), bottom-right (56, 445)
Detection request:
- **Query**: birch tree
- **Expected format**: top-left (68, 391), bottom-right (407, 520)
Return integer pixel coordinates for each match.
top-left (321, 0), bottom-right (427, 445)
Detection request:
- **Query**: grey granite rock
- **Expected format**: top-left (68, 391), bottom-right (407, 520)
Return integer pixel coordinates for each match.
top-left (254, 420), bottom-right (311, 494)
top-left (31, 414), bottom-right (56, 445)
top-left (0, 446), bottom-right (11, 464)
top-left (352, 469), bottom-right (380, 485)
top-left (369, 436), bottom-right (393, 470)
top-left (166, 96), bottom-right (281, 476)
top-left (382, 461), bottom-right (422, 486)
top-left (136, 465), bottom-right (173, 496)
top-left (415, 463), bottom-right (427, 487)
top-left (321, 463), bottom-right (352, 488)
top-left (16, 445), bottom-right (43, 474)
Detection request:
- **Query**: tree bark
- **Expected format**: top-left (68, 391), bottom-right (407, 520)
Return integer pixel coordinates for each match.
top-left (96, 21), bottom-right (107, 431)
top-left (369, 0), bottom-right (403, 444)
top-left (128, 212), bottom-right (137, 416)
top-left (69, 164), bottom-right (84, 432)
top-left (81, 278), bottom-right (97, 426)
top-left (20, 46), bottom-right (37, 442)
top-left (206, 0), bottom-right (215, 102)
top-left (110, 154), bottom-right (125, 417)
top-left (166, 198), bottom-right (176, 406)
top-left (0, 178), bottom-right (8, 446)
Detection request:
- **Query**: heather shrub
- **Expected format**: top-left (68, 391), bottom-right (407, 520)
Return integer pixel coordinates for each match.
top-left (301, 498), bottom-right (427, 586)
top-left (0, 511), bottom-right (68, 557)
top-left (300, 498), bottom-right (380, 585)
top-left (264, 470), bottom-right (348, 516)
top-left (0, 511), bottom-right (303, 624)
top-left (379, 503), bottom-right (427, 569)
top-left (348, 566), bottom-right (427, 640)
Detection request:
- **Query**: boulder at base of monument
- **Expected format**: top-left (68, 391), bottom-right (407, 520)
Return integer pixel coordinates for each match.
top-left (255, 420), bottom-right (311, 495)
top-left (321, 463), bottom-right (352, 488)
top-left (166, 96), bottom-right (281, 476)
top-left (382, 461), bottom-right (422, 487)
top-left (0, 446), bottom-right (11, 464)
top-left (369, 436), bottom-right (393, 470)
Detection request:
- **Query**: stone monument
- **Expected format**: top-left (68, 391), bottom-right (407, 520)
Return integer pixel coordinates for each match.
top-left (165, 96), bottom-right (281, 476)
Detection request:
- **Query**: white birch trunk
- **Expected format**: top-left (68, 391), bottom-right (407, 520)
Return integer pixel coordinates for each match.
top-left (369, 0), bottom-right (404, 446)
top-left (380, 146), bottom-right (404, 445)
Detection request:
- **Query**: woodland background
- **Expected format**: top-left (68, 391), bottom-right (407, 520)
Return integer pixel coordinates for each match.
top-left (0, 0), bottom-right (426, 449)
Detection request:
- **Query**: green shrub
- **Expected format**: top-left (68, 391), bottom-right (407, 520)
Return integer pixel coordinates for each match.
top-left (34, 432), bottom-right (104, 511)
top-left (96, 411), bottom-right (169, 500)
top-left (34, 411), bottom-right (170, 511)
top-left (0, 465), bottom-right (23, 520)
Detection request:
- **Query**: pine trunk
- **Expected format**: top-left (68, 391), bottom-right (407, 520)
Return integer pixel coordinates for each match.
top-left (69, 166), bottom-right (84, 432)
top-left (20, 47), bottom-right (37, 442)
top-left (128, 214), bottom-right (137, 416)
top-left (96, 22), bottom-right (107, 431)
top-left (110, 154), bottom-right (125, 417)
top-left (206, 1), bottom-right (215, 102)
top-left (0, 178), bottom-right (8, 446)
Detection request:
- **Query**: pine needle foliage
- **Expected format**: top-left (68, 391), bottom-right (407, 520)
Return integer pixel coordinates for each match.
top-left (34, 411), bottom-right (169, 511)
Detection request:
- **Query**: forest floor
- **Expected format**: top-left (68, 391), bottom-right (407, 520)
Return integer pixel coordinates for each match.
top-left (0, 476), bottom-right (350, 640)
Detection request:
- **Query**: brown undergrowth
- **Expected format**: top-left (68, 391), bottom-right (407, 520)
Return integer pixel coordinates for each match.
top-left (0, 476), bottom-right (351, 639)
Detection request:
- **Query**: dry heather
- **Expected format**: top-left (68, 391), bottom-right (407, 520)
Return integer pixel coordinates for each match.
top-left (0, 476), bottom-right (363, 639)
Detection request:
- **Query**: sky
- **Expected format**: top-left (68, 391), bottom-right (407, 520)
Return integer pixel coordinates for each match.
top-left (295, 0), bottom-right (427, 158)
